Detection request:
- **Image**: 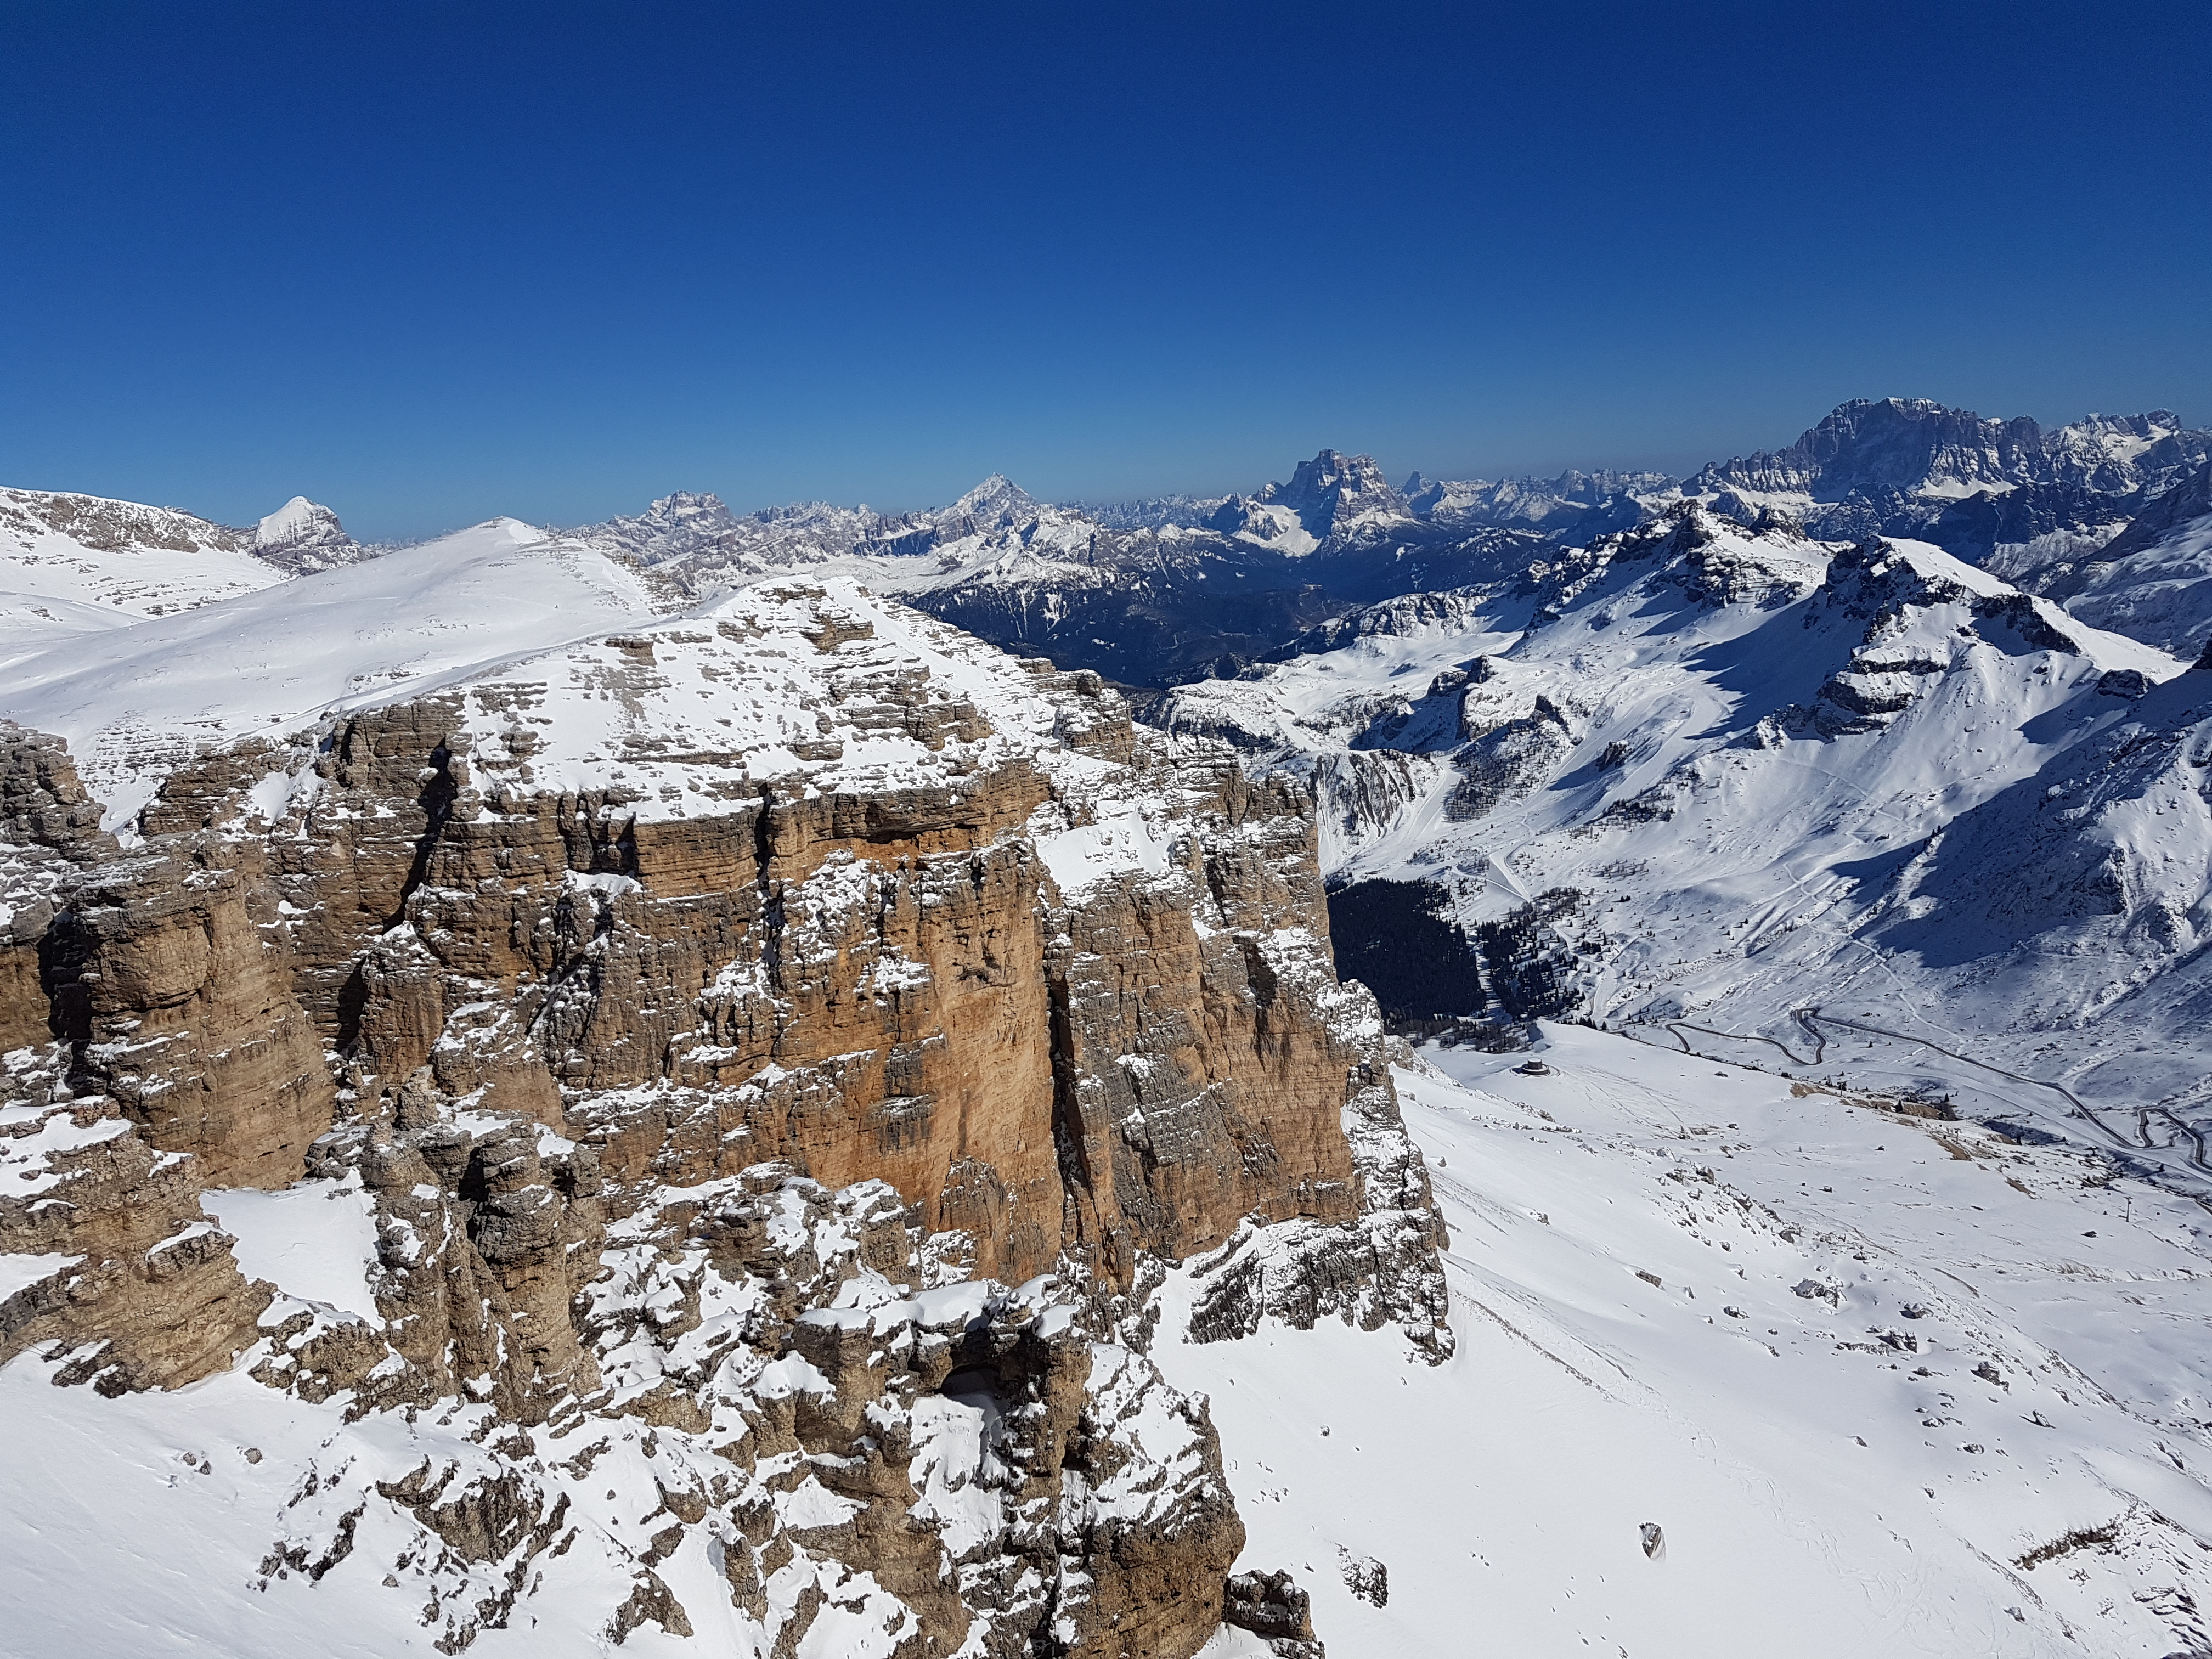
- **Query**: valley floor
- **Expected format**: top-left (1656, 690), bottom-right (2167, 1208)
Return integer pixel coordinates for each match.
top-left (1176, 1025), bottom-right (2212, 1659)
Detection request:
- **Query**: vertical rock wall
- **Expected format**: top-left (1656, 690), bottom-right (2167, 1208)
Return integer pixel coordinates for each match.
top-left (0, 590), bottom-right (1447, 1654)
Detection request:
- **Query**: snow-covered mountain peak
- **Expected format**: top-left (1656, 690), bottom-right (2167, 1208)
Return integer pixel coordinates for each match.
top-left (943, 472), bottom-right (1040, 529)
top-left (246, 494), bottom-right (364, 574)
top-left (1686, 397), bottom-right (2212, 563)
top-left (574, 489), bottom-right (749, 565)
top-left (1404, 467), bottom-right (1675, 533)
top-left (2060, 408), bottom-right (2187, 464)
top-left (2043, 458), bottom-right (2212, 659)
top-left (1694, 397), bottom-right (2042, 503)
top-left (1257, 448), bottom-right (1409, 539)
top-left (633, 488), bottom-right (739, 534)
top-left (252, 495), bottom-right (340, 545)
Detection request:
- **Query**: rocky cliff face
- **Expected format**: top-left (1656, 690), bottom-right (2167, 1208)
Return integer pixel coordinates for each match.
top-left (1688, 398), bottom-right (2212, 561)
top-left (0, 580), bottom-right (1446, 1655)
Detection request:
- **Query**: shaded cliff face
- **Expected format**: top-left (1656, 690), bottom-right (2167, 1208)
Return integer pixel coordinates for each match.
top-left (0, 582), bottom-right (1446, 1655)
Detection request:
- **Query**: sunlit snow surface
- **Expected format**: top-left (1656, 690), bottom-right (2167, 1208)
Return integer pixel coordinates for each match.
top-left (1160, 518), bottom-right (2212, 1189)
top-left (203, 1176), bottom-right (382, 1326)
top-left (1168, 1026), bottom-right (2212, 1658)
top-left (3, 517), bottom-right (664, 827)
top-left (0, 486), bottom-right (285, 664)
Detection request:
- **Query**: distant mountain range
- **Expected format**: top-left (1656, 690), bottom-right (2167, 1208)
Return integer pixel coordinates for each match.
top-left (1690, 398), bottom-right (2209, 562)
top-left (7, 397), bottom-right (2209, 687)
top-left (549, 398), bottom-right (2212, 685)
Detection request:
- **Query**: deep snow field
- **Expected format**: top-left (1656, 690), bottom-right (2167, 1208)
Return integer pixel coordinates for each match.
top-left (1175, 1024), bottom-right (2212, 1659)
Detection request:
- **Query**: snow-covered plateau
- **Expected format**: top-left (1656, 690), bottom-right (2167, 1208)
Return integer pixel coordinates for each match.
top-left (3, 394), bottom-right (2211, 1659)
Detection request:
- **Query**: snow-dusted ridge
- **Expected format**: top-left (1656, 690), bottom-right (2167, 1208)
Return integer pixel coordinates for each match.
top-left (1159, 503), bottom-right (2212, 1188)
top-left (4, 517), bottom-right (668, 828)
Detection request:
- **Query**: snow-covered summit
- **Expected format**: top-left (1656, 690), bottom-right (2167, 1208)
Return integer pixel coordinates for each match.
top-left (1402, 467), bottom-right (1673, 533)
top-left (246, 495), bottom-right (364, 574)
top-left (941, 472), bottom-right (1041, 531)
top-left (1158, 497), bottom-right (2210, 1183)
top-left (2039, 458), bottom-right (2212, 658)
top-left (1688, 397), bottom-right (2212, 562)
top-left (1256, 448), bottom-right (1410, 540)
top-left (1196, 450), bottom-right (1414, 558)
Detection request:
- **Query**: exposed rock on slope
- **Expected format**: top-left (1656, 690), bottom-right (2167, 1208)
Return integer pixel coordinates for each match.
top-left (1687, 398), bottom-right (2210, 565)
top-left (0, 486), bottom-right (285, 656)
top-left (2036, 459), bottom-right (2212, 659)
top-left (575, 454), bottom-right (1560, 688)
top-left (0, 486), bottom-right (374, 661)
top-left (0, 574), bottom-right (1446, 1654)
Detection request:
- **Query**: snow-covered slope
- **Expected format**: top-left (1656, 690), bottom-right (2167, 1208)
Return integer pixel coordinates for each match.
top-left (4, 517), bottom-right (664, 826)
top-left (0, 486), bottom-right (287, 662)
top-left (2041, 460), bottom-right (2212, 660)
top-left (5, 443), bottom-right (2212, 1656)
top-left (1158, 504), bottom-right (2212, 1180)
top-left (1172, 1027), bottom-right (2212, 1659)
top-left (0, 487), bottom-right (382, 661)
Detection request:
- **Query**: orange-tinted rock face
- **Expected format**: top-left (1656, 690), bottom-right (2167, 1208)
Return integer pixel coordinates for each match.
top-left (0, 586), bottom-right (1446, 1656)
top-left (7, 585), bottom-right (1423, 1294)
top-left (238, 700), bottom-right (1374, 1291)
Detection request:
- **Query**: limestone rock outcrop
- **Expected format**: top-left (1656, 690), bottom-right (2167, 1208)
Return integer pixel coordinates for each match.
top-left (0, 582), bottom-right (1449, 1653)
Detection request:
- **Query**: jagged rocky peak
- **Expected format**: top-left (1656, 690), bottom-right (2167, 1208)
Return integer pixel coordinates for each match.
top-left (1403, 466), bottom-right (1675, 529)
top-left (943, 471), bottom-right (1040, 528)
top-left (2050, 408), bottom-right (2192, 467)
top-left (1067, 490), bottom-right (1229, 531)
top-left (1688, 397), bottom-right (2211, 542)
top-left (2044, 458), bottom-right (2212, 658)
top-left (1677, 396), bottom-right (2212, 571)
top-left (1200, 448), bottom-right (1410, 554)
top-left (574, 487), bottom-right (749, 564)
top-left (2096, 455), bottom-right (2212, 564)
top-left (1693, 397), bottom-right (2047, 499)
top-left (625, 487), bottom-right (738, 537)
top-left (1257, 447), bottom-right (1409, 538)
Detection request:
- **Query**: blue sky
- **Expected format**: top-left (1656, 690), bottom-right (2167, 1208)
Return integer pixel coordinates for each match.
top-left (4, 2), bottom-right (2208, 541)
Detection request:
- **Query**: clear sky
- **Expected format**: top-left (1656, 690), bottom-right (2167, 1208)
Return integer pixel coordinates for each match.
top-left (4, 2), bottom-right (2209, 541)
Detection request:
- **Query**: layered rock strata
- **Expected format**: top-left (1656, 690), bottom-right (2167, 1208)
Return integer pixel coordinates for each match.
top-left (0, 582), bottom-right (1448, 1653)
